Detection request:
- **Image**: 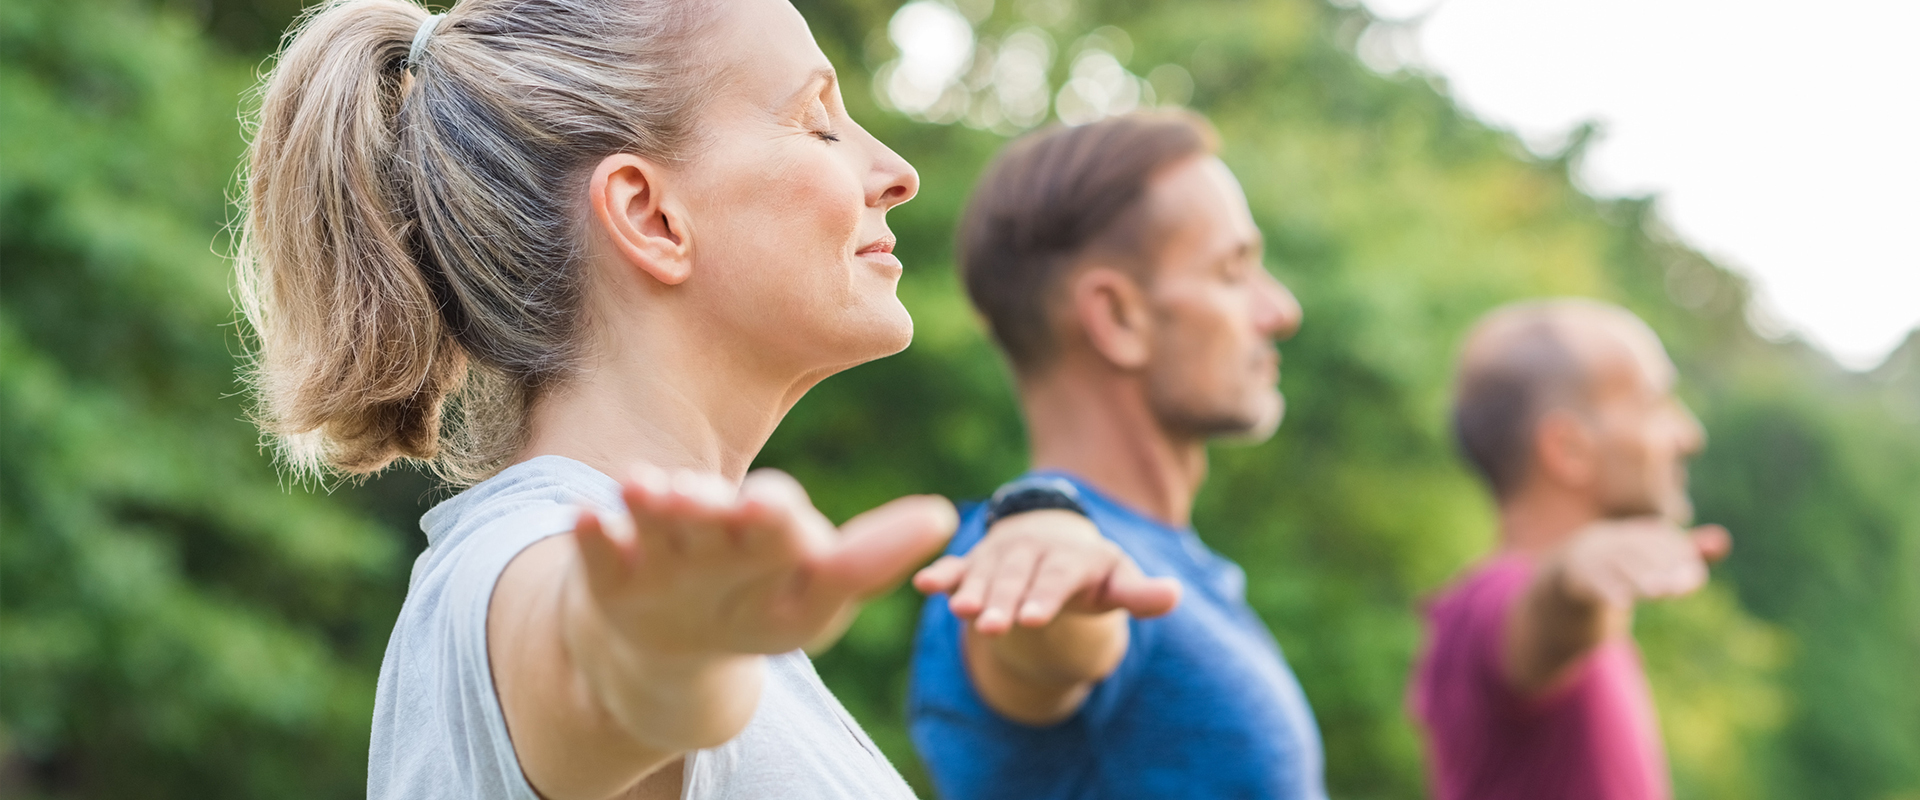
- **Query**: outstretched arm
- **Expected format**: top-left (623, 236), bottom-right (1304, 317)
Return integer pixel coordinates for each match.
top-left (914, 510), bottom-right (1180, 724)
top-left (490, 467), bottom-right (956, 800)
top-left (1504, 519), bottom-right (1730, 695)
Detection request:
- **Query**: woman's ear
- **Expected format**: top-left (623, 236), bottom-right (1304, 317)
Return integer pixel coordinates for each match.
top-left (1071, 266), bottom-right (1153, 370)
top-left (590, 154), bottom-right (692, 286)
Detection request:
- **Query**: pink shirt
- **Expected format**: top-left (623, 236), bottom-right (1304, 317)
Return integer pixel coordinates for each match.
top-left (1409, 555), bottom-right (1670, 800)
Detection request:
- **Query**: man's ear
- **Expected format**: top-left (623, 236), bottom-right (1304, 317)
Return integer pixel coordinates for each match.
top-left (589, 154), bottom-right (692, 286)
top-left (1069, 266), bottom-right (1153, 370)
top-left (1533, 410), bottom-right (1598, 490)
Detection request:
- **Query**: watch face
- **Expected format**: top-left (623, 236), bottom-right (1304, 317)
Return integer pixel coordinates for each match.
top-left (991, 476), bottom-right (1081, 505)
top-left (988, 477), bottom-right (1088, 526)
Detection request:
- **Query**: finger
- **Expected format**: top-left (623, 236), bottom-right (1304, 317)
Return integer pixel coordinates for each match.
top-left (1013, 553), bottom-right (1091, 627)
top-left (622, 464), bottom-right (685, 557)
top-left (572, 509), bottom-right (634, 592)
top-left (745, 467), bottom-right (813, 507)
top-left (737, 470), bottom-right (836, 562)
top-left (1666, 553), bottom-right (1709, 595)
top-left (1586, 556), bottom-right (1639, 607)
top-left (976, 545), bottom-right (1042, 635)
top-left (815, 495), bottom-right (958, 602)
top-left (947, 553), bottom-right (994, 620)
top-left (1691, 524), bottom-right (1732, 563)
top-left (1653, 533), bottom-right (1709, 595)
top-left (664, 469), bottom-right (742, 558)
top-left (1639, 565), bottom-right (1705, 599)
top-left (914, 555), bottom-right (969, 595)
top-left (1098, 567), bottom-right (1182, 619)
top-left (1616, 538), bottom-right (1676, 594)
top-left (660, 468), bottom-right (741, 520)
top-left (1620, 537), bottom-right (1681, 598)
top-left (1630, 543), bottom-right (1705, 598)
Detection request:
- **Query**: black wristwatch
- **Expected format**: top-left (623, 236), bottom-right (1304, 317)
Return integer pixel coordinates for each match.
top-left (984, 476), bottom-right (1090, 528)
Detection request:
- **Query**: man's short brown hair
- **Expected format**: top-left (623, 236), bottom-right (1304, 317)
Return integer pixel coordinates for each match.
top-left (957, 110), bottom-right (1219, 373)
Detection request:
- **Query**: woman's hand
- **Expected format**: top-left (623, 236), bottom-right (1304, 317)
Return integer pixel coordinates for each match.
top-left (501, 465), bottom-right (953, 800)
top-left (573, 466), bottom-right (955, 659)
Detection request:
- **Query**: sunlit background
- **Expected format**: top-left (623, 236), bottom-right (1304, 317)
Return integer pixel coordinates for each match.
top-left (1357, 0), bottom-right (1918, 370)
top-left (881, 0), bottom-right (1920, 369)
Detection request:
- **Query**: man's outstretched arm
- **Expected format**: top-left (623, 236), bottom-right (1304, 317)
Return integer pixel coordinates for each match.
top-left (914, 510), bottom-right (1180, 724)
top-left (1504, 519), bottom-right (1730, 695)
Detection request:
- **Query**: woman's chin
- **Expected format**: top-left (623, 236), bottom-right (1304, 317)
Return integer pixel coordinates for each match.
top-left (865, 300), bottom-right (915, 357)
top-left (802, 300), bottom-right (914, 372)
top-left (851, 299), bottom-right (915, 362)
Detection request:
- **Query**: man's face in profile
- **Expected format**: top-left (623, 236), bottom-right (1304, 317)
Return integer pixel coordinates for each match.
top-left (1135, 157), bottom-right (1302, 443)
top-left (1585, 328), bottom-right (1706, 523)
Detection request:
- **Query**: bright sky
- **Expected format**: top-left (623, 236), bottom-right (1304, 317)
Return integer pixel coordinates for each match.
top-left (1355, 0), bottom-right (1920, 370)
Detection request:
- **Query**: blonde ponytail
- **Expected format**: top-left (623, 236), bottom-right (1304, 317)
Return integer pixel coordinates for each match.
top-left (236, 0), bottom-right (716, 484)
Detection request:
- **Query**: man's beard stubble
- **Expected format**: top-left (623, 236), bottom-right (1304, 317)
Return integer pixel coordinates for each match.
top-left (1145, 369), bottom-right (1284, 445)
top-left (1596, 457), bottom-right (1694, 525)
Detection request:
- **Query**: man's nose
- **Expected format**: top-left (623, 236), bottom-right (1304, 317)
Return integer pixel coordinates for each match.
top-left (1676, 401), bottom-right (1706, 455)
top-left (1255, 270), bottom-right (1303, 342)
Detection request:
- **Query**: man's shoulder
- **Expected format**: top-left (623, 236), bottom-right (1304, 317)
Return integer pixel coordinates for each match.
top-left (1418, 554), bottom-right (1538, 678)
top-left (1434, 554), bottom-right (1534, 609)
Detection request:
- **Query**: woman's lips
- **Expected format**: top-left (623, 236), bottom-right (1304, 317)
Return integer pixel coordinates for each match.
top-left (857, 236), bottom-right (902, 273)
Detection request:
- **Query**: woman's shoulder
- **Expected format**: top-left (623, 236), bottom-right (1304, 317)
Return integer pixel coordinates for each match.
top-left (421, 456), bottom-right (620, 546)
top-left (400, 455), bottom-right (620, 628)
top-left (372, 458), bottom-right (619, 800)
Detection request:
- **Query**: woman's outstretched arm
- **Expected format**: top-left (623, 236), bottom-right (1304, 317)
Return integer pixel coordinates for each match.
top-left (489, 467), bottom-right (956, 800)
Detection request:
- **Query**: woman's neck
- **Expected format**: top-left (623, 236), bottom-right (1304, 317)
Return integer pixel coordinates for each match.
top-left (517, 321), bottom-right (813, 484)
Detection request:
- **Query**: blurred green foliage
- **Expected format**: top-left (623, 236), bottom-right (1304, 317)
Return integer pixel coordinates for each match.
top-left (2, 0), bottom-right (1915, 798)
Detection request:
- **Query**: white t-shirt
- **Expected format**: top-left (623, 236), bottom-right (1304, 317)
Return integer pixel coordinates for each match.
top-left (366, 456), bottom-right (917, 799)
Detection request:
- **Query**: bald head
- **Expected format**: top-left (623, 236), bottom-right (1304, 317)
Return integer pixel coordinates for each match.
top-left (1452, 299), bottom-right (1676, 501)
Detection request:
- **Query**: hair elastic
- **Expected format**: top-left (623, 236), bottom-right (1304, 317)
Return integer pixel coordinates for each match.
top-left (407, 13), bottom-right (444, 70)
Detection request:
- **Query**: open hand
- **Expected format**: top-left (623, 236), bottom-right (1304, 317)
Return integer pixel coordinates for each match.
top-left (1506, 518), bottom-right (1731, 694)
top-left (572, 465), bottom-right (957, 659)
top-left (1556, 519), bottom-right (1731, 608)
top-left (912, 509), bottom-right (1180, 635)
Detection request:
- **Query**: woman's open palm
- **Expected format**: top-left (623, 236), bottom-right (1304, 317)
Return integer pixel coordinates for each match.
top-left (572, 466), bottom-right (957, 658)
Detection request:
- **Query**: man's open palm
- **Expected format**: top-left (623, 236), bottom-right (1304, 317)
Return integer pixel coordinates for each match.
top-left (913, 509), bottom-right (1180, 635)
top-left (1559, 519), bottom-right (1731, 609)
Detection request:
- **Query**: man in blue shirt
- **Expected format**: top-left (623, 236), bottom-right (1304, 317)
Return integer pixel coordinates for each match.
top-left (908, 111), bottom-right (1327, 799)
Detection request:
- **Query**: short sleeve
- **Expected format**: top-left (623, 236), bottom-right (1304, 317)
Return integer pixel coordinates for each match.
top-left (371, 501), bottom-right (578, 800)
top-left (1075, 611), bottom-right (1160, 728)
top-left (1448, 557), bottom-right (1594, 716)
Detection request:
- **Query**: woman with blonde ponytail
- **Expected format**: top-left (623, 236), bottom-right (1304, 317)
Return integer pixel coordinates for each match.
top-left (237, 0), bottom-right (952, 797)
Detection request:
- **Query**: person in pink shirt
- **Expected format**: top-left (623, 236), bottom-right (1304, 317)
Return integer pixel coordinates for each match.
top-left (1409, 299), bottom-right (1733, 800)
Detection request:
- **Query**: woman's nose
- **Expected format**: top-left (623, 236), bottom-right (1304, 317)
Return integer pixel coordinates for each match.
top-left (869, 139), bottom-right (919, 210)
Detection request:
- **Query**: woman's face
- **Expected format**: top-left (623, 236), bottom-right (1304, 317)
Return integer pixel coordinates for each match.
top-left (668, 0), bottom-right (920, 381)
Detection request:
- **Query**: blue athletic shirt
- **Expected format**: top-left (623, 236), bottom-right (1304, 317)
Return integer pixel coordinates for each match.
top-left (907, 472), bottom-right (1329, 800)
